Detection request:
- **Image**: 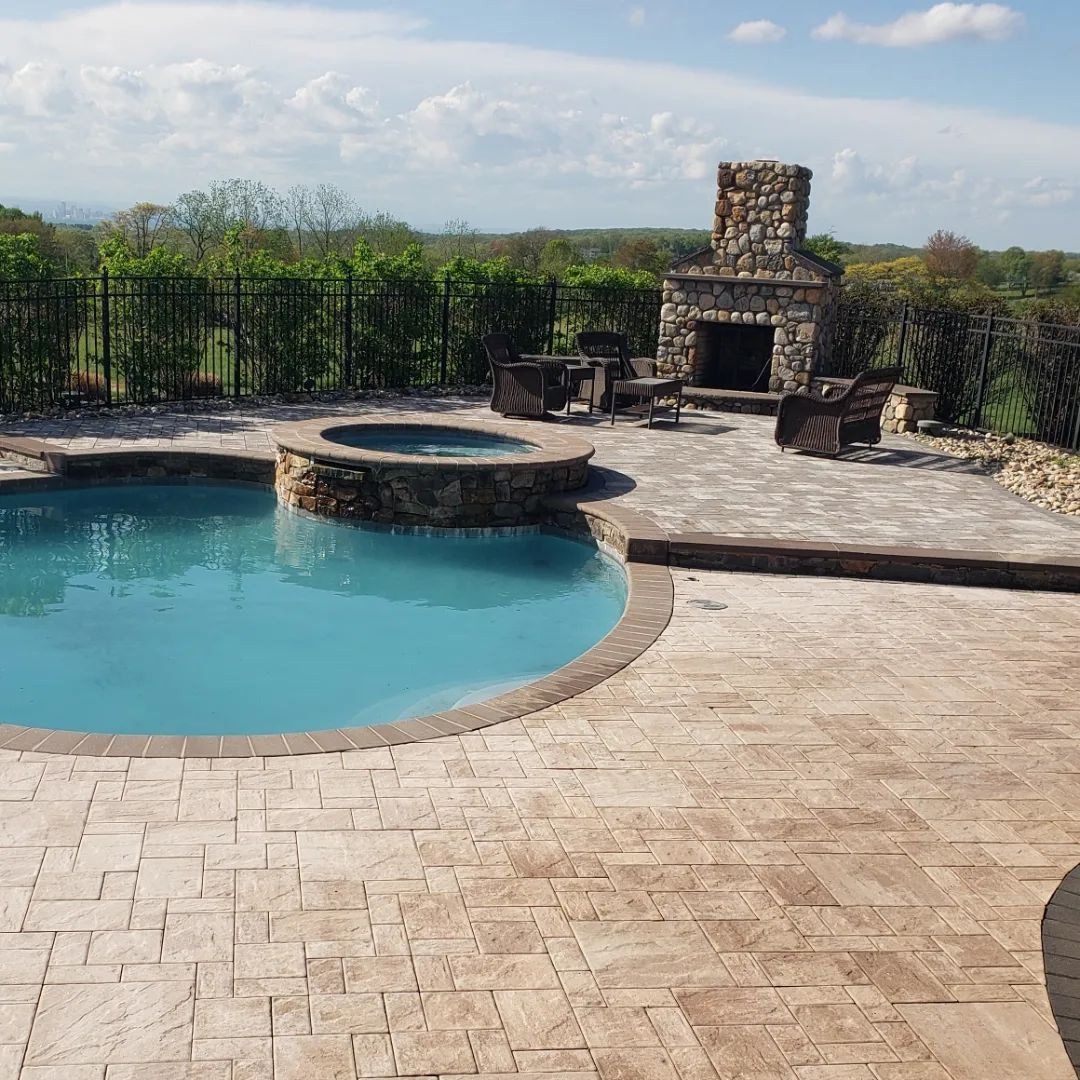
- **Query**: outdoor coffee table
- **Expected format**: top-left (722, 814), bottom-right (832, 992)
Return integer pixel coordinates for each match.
top-left (610, 376), bottom-right (683, 428)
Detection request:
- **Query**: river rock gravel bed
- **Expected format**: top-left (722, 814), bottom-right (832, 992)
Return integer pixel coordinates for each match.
top-left (910, 431), bottom-right (1080, 517)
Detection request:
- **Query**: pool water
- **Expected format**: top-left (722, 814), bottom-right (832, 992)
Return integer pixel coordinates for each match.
top-left (0, 484), bottom-right (626, 736)
top-left (326, 426), bottom-right (534, 457)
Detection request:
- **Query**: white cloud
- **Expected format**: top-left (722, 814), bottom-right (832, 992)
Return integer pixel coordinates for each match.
top-left (728, 20), bottom-right (787, 44)
top-left (628, 6), bottom-right (646, 28)
top-left (0, 1), bottom-right (1074, 245)
top-left (1, 62), bottom-right (75, 116)
top-left (1021, 176), bottom-right (1075, 208)
top-left (813, 4), bottom-right (1024, 47)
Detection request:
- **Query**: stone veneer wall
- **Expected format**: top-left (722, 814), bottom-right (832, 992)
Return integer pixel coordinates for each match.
top-left (711, 162), bottom-right (811, 274)
top-left (276, 450), bottom-right (589, 529)
top-left (658, 277), bottom-right (830, 392)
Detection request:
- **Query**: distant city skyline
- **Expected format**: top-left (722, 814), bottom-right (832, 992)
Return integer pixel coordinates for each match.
top-left (1, 0), bottom-right (1077, 247)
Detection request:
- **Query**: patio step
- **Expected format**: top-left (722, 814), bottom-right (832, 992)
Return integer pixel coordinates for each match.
top-left (0, 436), bottom-right (64, 475)
top-left (680, 386), bottom-right (779, 414)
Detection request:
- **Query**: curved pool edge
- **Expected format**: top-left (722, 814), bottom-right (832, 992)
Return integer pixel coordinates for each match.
top-left (0, 442), bottom-right (675, 758)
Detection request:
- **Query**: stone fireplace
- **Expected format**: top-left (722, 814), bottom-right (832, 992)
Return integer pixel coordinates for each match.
top-left (657, 160), bottom-right (841, 394)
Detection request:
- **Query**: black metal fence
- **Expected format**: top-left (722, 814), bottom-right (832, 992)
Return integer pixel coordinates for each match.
top-left (830, 298), bottom-right (1080, 449)
top-left (0, 272), bottom-right (662, 413)
top-left (3, 273), bottom-right (1079, 450)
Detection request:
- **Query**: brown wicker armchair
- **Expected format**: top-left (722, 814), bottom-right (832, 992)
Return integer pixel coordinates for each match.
top-left (775, 367), bottom-right (901, 456)
top-left (483, 333), bottom-right (569, 419)
top-left (575, 332), bottom-right (656, 412)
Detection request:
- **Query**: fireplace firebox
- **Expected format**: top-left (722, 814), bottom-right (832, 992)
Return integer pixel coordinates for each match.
top-left (691, 323), bottom-right (774, 392)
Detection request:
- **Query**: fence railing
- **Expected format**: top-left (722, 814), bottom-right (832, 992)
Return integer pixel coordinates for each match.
top-left (0, 272), bottom-right (662, 413)
top-left (830, 299), bottom-right (1080, 449)
top-left (3, 273), bottom-right (1079, 450)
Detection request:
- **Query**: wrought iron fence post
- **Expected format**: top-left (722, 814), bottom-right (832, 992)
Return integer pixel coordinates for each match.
top-left (894, 301), bottom-right (909, 375)
top-left (546, 278), bottom-right (558, 355)
top-left (100, 268), bottom-right (112, 406)
top-left (344, 270), bottom-right (354, 388)
top-left (973, 312), bottom-right (994, 430)
top-left (439, 275), bottom-right (451, 385)
top-left (233, 270), bottom-right (243, 399)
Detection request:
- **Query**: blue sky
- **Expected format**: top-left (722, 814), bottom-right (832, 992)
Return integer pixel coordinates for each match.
top-left (1, 1), bottom-right (1077, 247)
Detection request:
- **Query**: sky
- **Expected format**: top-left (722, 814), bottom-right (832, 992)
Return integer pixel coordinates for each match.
top-left (0, 0), bottom-right (1078, 247)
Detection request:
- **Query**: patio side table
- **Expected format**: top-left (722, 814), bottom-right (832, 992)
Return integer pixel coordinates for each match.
top-left (523, 355), bottom-right (596, 414)
top-left (609, 377), bottom-right (683, 428)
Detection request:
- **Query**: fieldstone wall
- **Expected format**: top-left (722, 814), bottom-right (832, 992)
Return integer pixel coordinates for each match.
top-left (657, 160), bottom-right (840, 393)
top-left (658, 278), bottom-right (829, 392)
top-left (882, 388), bottom-right (938, 434)
top-left (711, 162), bottom-right (812, 275)
top-left (276, 450), bottom-right (589, 529)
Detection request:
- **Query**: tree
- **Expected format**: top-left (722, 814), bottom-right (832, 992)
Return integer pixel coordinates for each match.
top-left (305, 183), bottom-right (359, 257)
top-left (491, 229), bottom-right (556, 274)
top-left (612, 237), bottom-right (670, 278)
top-left (538, 238), bottom-right (580, 279)
top-left (1029, 250), bottom-right (1065, 294)
top-left (999, 246), bottom-right (1031, 295)
top-left (0, 205), bottom-right (61, 267)
top-left (357, 212), bottom-right (418, 256)
top-left (284, 185), bottom-right (311, 259)
top-left (975, 252), bottom-right (1004, 288)
top-left (804, 233), bottom-right (851, 266)
top-left (0, 232), bottom-right (52, 279)
top-left (112, 202), bottom-right (171, 257)
top-left (923, 230), bottom-right (979, 280)
top-left (170, 189), bottom-right (220, 263)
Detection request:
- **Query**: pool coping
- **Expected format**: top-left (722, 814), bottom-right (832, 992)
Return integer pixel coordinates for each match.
top-left (2, 436), bottom-right (1079, 756)
top-left (271, 413), bottom-right (595, 473)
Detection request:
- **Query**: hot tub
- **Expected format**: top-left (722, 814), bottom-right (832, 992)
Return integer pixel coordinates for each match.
top-left (272, 414), bottom-right (594, 528)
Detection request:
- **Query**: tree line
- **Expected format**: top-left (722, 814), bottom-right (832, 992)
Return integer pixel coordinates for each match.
top-left (0, 181), bottom-right (675, 288)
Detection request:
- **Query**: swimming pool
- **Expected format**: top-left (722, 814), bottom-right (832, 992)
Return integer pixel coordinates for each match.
top-left (0, 483), bottom-right (626, 736)
top-left (323, 425), bottom-right (535, 458)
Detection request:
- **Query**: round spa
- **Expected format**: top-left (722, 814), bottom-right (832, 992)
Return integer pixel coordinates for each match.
top-left (273, 414), bottom-right (595, 528)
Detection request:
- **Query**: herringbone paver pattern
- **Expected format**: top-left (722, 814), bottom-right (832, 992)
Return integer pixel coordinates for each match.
top-left (6, 399), bottom-right (1080, 554)
top-left (1, 571), bottom-right (1078, 1078)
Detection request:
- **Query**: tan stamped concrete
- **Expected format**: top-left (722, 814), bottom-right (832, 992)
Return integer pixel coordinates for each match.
top-left (0, 570), bottom-right (1077, 1078)
top-left (2, 397), bottom-right (1080, 1076)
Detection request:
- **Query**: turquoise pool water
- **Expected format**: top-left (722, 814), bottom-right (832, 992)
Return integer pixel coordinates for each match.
top-left (0, 484), bottom-right (626, 736)
top-left (325, 426), bottom-right (534, 457)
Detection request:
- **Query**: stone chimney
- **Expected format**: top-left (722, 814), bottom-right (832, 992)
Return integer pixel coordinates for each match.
top-left (711, 161), bottom-right (812, 277)
top-left (656, 159), bottom-right (841, 394)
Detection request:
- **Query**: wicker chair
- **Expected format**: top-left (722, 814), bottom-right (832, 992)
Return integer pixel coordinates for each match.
top-left (774, 367), bottom-right (901, 456)
top-left (574, 332), bottom-right (656, 412)
top-left (483, 333), bottom-right (569, 419)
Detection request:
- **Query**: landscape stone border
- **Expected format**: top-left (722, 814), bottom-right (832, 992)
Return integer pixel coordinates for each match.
top-left (1, 432), bottom-right (1078, 757)
top-left (272, 413), bottom-right (594, 529)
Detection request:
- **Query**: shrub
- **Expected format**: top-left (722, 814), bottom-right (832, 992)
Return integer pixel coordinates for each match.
top-left (71, 371), bottom-right (108, 401)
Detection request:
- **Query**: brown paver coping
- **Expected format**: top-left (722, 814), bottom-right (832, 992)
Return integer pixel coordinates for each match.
top-left (271, 412), bottom-right (595, 473)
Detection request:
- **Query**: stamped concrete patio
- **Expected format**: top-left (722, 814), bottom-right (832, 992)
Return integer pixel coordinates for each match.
top-left (1, 399), bottom-right (1080, 1079)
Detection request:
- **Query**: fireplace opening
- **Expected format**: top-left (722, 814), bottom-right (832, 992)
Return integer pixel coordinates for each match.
top-left (691, 322), bottom-right (775, 392)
